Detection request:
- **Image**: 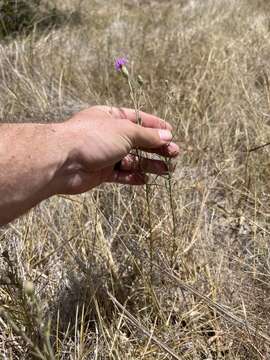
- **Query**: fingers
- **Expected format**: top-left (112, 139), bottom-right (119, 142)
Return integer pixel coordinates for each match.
top-left (108, 171), bottom-right (148, 185)
top-left (129, 123), bottom-right (173, 150)
top-left (127, 123), bottom-right (181, 157)
top-left (143, 142), bottom-right (180, 157)
top-left (93, 106), bottom-right (172, 130)
top-left (107, 152), bottom-right (177, 186)
top-left (119, 154), bottom-right (174, 175)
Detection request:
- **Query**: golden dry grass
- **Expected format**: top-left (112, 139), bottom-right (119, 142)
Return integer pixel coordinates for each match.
top-left (1, 0), bottom-right (270, 358)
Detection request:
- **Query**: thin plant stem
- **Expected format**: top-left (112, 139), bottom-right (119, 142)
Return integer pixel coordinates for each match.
top-left (145, 182), bottom-right (153, 277)
top-left (163, 84), bottom-right (179, 267)
top-left (167, 167), bottom-right (177, 266)
top-left (127, 75), bottom-right (154, 279)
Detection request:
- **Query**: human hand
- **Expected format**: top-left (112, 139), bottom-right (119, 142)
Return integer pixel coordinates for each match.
top-left (57, 106), bottom-right (180, 195)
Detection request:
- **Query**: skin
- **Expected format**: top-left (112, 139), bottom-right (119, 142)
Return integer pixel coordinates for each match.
top-left (0, 106), bottom-right (179, 226)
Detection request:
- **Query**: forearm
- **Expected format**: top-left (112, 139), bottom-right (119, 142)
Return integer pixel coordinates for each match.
top-left (0, 106), bottom-right (178, 226)
top-left (0, 123), bottom-right (67, 225)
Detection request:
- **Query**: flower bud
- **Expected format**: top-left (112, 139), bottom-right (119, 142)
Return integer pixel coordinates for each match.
top-left (137, 75), bottom-right (144, 86)
top-left (121, 65), bottom-right (129, 79)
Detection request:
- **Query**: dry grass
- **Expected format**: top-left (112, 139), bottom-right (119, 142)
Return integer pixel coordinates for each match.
top-left (1, 0), bottom-right (270, 358)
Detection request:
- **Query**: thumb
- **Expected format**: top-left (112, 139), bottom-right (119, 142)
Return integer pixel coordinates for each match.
top-left (131, 124), bottom-right (173, 149)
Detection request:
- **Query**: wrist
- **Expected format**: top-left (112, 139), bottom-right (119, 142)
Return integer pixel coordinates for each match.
top-left (38, 122), bottom-right (71, 197)
top-left (49, 121), bottom-right (84, 195)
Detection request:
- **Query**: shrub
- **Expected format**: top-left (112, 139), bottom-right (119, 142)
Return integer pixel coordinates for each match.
top-left (0, 0), bottom-right (42, 38)
top-left (0, 0), bottom-right (79, 39)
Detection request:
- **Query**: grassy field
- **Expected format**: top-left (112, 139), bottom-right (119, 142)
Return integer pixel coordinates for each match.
top-left (1, 0), bottom-right (270, 358)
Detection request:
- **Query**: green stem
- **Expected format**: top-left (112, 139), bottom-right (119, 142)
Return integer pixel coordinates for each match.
top-left (126, 76), bottom-right (153, 279)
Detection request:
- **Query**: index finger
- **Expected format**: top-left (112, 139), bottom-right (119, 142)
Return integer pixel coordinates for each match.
top-left (96, 106), bottom-right (172, 130)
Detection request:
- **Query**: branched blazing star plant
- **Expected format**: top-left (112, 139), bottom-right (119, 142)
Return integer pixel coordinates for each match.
top-left (115, 57), bottom-right (177, 272)
top-left (115, 57), bottom-right (155, 275)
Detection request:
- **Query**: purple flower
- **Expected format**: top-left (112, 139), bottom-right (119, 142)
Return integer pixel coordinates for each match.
top-left (115, 57), bottom-right (128, 71)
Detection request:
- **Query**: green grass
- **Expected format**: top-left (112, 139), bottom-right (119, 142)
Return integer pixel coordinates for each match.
top-left (1, 0), bottom-right (270, 358)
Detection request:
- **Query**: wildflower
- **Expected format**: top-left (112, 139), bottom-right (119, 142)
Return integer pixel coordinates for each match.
top-left (115, 57), bottom-right (129, 78)
top-left (115, 57), bottom-right (127, 71)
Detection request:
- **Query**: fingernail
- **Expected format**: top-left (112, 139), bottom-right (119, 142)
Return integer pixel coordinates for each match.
top-left (144, 174), bottom-right (149, 183)
top-left (159, 129), bottom-right (172, 142)
top-left (137, 173), bottom-right (149, 184)
top-left (168, 142), bottom-right (180, 155)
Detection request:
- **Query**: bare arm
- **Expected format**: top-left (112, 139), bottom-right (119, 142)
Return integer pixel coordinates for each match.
top-left (0, 106), bottom-right (179, 226)
top-left (0, 123), bottom-right (67, 225)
